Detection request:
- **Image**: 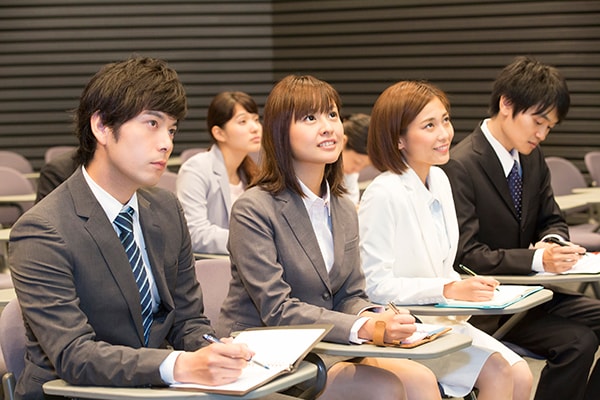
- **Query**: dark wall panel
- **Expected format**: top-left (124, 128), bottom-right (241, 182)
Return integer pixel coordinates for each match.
top-left (1, 0), bottom-right (599, 181)
top-left (0, 0), bottom-right (274, 169)
top-left (272, 0), bottom-right (600, 181)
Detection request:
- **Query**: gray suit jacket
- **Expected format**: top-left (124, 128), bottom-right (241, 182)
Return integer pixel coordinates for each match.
top-left (177, 145), bottom-right (247, 254)
top-left (441, 124), bottom-right (568, 275)
top-left (9, 168), bottom-right (213, 400)
top-left (216, 186), bottom-right (373, 344)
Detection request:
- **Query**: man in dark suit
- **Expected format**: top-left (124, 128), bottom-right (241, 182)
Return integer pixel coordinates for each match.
top-left (34, 148), bottom-right (79, 203)
top-left (9, 57), bottom-right (257, 399)
top-left (442, 56), bottom-right (600, 400)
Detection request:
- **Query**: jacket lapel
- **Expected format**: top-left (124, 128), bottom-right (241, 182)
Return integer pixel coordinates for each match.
top-left (278, 190), bottom-right (331, 289)
top-left (69, 171), bottom-right (147, 343)
top-left (472, 128), bottom-right (520, 221)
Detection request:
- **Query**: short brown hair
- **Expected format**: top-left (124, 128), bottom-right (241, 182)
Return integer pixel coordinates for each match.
top-left (369, 81), bottom-right (450, 174)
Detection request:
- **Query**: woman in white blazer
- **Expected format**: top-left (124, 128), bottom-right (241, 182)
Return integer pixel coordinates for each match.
top-left (177, 92), bottom-right (262, 254)
top-left (359, 81), bottom-right (532, 400)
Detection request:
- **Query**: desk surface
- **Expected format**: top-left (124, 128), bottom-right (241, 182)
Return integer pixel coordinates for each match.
top-left (44, 360), bottom-right (316, 400)
top-left (0, 193), bottom-right (36, 204)
top-left (313, 332), bottom-right (471, 360)
top-left (0, 228), bottom-right (9, 242)
top-left (493, 273), bottom-right (600, 284)
top-left (404, 288), bottom-right (552, 317)
top-left (0, 287), bottom-right (16, 306)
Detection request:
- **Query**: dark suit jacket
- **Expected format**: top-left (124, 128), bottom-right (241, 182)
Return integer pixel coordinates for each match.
top-left (216, 186), bottom-right (373, 344)
top-left (9, 168), bottom-right (213, 400)
top-left (441, 124), bottom-right (568, 275)
top-left (34, 149), bottom-right (79, 203)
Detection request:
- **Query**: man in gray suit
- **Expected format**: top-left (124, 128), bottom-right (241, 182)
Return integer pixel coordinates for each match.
top-left (9, 57), bottom-right (257, 399)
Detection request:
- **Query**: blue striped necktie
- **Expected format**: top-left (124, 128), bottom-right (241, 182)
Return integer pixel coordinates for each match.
top-left (114, 206), bottom-right (153, 346)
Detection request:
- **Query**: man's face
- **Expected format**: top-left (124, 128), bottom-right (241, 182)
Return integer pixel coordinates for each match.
top-left (94, 110), bottom-right (177, 201)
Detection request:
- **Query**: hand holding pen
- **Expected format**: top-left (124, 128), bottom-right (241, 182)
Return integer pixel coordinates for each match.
top-left (540, 237), bottom-right (587, 273)
top-left (458, 264), bottom-right (500, 292)
top-left (203, 334), bottom-right (269, 369)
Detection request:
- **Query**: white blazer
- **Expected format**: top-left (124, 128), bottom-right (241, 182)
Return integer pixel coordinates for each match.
top-left (358, 167), bottom-right (460, 305)
top-left (177, 145), bottom-right (242, 254)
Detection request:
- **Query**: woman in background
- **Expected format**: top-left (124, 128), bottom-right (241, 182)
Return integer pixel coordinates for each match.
top-left (217, 75), bottom-right (443, 400)
top-left (359, 80), bottom-right (532, 400)
top-left (177, 91), bottom-right (261, 254)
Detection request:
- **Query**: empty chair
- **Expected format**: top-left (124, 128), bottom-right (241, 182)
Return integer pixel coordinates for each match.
top-left (154, 170), bottom-right (177, 194)
top-left (546, 157), bottom-right (600, 257)
top-left (0, 298), bottom-right (26, 400)
top-left (0, 151), bottom-right (33, 175)
top-left (179, 147), bottom-right (206, 165)
top-left (0, 167), bottom-right (35, 227)
top-left (546, 156), bottom-right (588, 196)
top-left (194, 258), bottom-right (231, 324)
top-left (44, 146), bottom-right (77, 163)
top-left (584, 151), bottom-right (600, 187)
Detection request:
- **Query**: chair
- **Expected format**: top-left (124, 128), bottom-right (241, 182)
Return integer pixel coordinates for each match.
top-left (0, 151), bottom-right (33, 175)
top-left (193, 258), bottom-right (326, 399)
top-left (179, 148), bottom-right (206, 165)
top-left (0, 298), bottom-right (26, 400)
top-left (584, 151), bottom-right (600, 187)
top-left (194, 258), bottom-right (232, 324)
top-left (155, 170), bottom-right (177, 194)
top-left (44, 146), bottom-right (77, 163)
top-left (0, 166), bottom-right (35, 227)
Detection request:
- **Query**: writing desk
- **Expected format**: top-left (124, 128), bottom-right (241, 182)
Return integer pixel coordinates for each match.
top-left (492, 272), bottom-right (600, 299)
top-left (0, 228), bottom-right (9, 268)
top-left (313, 332), bottom-right (471, 360)
top-left (194, 252), bottom-right (229, 260)
top-left (0, 193), bottom-right (36, 214)
top-left (0, 287), bottom-right (16, 307)
top-left (44, 360), bottom-right (317, 400)
top-left (404, 289), bottom-right (553, 340)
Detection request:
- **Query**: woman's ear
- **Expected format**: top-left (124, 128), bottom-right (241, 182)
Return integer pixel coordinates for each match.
top-left (211, 125), bottom-right (226, 143)
top-left (398, 138), bottom-right (405, 150)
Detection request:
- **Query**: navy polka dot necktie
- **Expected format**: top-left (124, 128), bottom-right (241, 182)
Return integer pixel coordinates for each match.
top-left (507, 160), bottom-right (523, 220)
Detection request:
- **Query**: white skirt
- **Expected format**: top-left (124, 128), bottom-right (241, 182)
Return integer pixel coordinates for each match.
top-left (415, 317), bottom-right (523, 397)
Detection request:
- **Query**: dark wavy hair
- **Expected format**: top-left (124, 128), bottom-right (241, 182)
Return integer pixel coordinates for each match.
top-left (489, 56), bottom-right (570, 122)
top-left (74, 56), bottom-right (187, 166)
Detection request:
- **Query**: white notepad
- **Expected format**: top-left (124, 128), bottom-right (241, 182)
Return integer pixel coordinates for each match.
top-left (171, 325), bottom-right (331, 395)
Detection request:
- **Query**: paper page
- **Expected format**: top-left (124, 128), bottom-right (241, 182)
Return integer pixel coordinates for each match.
top-left (171, 327), bottom-right (327, 393)
top-left (538, 253), bottom-right (600, 275)
top-left (436, 285), bottom-right (543, 309)
top-left (401, 323), bottom-right (449, 344)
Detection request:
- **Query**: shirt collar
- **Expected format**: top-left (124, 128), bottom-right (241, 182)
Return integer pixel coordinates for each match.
top-left (298, 179), bottom-right (331, 217)
top-left (82, 166), bottom-right (139, 223)
top-left (481, 119), bottom-right (520, 177)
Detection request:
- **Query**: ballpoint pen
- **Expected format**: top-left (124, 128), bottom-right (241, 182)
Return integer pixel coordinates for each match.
top-left (458, 264), bottom-right (500, 291)
top-left (202, 333), bottom-right (270, 369)
top-left (544, 236), bottom-right (587, 256)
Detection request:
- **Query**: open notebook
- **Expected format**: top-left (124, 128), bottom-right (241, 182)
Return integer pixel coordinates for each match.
top-left (171, 324), bottom-right (332, 395)
top-left (435, 285), bottom-right (544, 309)
top-left (538, 253), bottom-right (600, 275)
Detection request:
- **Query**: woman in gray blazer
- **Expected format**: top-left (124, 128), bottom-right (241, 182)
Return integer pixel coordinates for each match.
top-left (177, 92), bottom-right (261, 254)
top-left (217, 75), bottom-right (442, 400)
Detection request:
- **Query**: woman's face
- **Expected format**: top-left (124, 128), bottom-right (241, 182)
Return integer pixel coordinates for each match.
top-left (400, 97), bottom-right (454, 182)
top-left (289, 105), bottom-right (344, 173)
top-left (217, 103), bottom-right (262, 154)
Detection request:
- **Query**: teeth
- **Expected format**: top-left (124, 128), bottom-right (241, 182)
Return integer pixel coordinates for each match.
top-left (319, 141), bottom-right (335, 147)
